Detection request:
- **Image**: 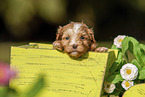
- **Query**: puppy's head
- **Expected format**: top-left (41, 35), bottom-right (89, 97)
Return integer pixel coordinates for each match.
top-left (54, 22), bottom-right (98, 58)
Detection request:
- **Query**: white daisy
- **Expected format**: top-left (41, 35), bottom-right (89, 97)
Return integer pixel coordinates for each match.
top-left (120, 63), bottom-right (138, 80)
top-left (104, 82), bottom-right (116, 93)
top-left (114, 35), bottom-right (126, 48)
top-left (121, 80), bottom-right (134, 90)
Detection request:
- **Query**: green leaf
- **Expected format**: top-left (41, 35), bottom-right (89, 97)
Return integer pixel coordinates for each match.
top-left (122, 36), bottom-right (139, 55)
top-left (126, 38), bottom-right (145, 66)
top-left (128, 41), bottom-right (133, 53)
top-left (109, 51), bottom-right (124, 73)
top-left (128, 37), bottom-right (139, 53)
top-left (111, 44), bottom-right (117, 49)
top-left (141, 66), bottom-right (145, 70)
top-left (138, 66), bottom-right (145, 80)
top-left (135, 48), bottom-right (145, 66)
top-left (0, 87), bottom-right (8, 97)
top-left (109, 61), bottom-right (119, 73)
top-left (116, 52), bottom-right (123, 62)
top-left (23, 76), bottom-right (45, 97)
top-left (122, 36), bottom-right (145, 66)
top-left (131, 59), bottom-right (141, 70)
top-left (118, 60), bottom-right (126, 70)
top-left (138, 44), bottom-right (145, 65)
top-left (106, 73), bottom-right (124, 84)
top-left (140, 44), bottom-right (145, 53)
top-left (122, 36), bottom-right (129, 55)
top-left (139, 70), bottom-right (145, 79)
top-left (7, 87), bottom-right (18, 97)
top-left (109, 60), bottom-right (126, 74)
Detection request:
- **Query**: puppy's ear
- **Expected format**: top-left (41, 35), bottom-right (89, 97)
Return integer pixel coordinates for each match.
top-left (56, 26), bottom-right (63, 40)
top-left (54, 26), bottom-right (64, 51)
top-left (88, 28), bottom-right (98, 51)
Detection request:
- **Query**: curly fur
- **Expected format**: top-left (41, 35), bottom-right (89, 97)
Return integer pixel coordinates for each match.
top-left (53, 22), bottom-right (107, 58)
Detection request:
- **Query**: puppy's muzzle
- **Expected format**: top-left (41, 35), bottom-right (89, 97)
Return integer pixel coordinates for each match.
top-left (73, 44), bottom-right (78, 49)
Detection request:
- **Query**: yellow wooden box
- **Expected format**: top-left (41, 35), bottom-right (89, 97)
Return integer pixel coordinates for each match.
top-left (10, 43), bottom-right (117, 97)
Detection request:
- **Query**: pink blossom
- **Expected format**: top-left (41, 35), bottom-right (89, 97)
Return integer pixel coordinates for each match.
top-left (0, 62), bottom-right (16, 86)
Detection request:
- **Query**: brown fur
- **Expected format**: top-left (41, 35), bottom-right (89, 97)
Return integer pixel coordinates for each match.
top-left (53, 22), bottom-right (107, 58)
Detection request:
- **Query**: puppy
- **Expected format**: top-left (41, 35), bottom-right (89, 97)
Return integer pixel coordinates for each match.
top-left (53, 22), bottom-right (108, 58)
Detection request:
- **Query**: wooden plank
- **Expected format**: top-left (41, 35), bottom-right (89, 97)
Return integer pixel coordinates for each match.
top-left (10, 43), bottom-right (116, 97)
top-left (123, 83), bottom-right (145, 97)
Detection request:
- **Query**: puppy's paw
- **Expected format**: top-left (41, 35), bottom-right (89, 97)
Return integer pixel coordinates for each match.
top-left (95, 47), bottom-right (108, 52)
top-left (53, 41), bottom-right (63, 51)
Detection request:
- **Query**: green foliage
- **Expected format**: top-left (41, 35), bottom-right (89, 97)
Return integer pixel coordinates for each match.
top-left (121, 36), bottom-right (145, 76)
top-left (140, 44), bottom-right (145, 54)
top-left (109, 52), bottom-right (126, 73)
top-left (131, 59), bottom-right (141, 70)
top-left (105, 35), bottom-right (145, 96)
top-left (23, 76), bottom-right (45, 97)
top-left (0, 75), bottom-right (45, 97)
top-left (111, 44), bottom-right (117, 49)
top-left (122, 36), bottom-right (145, 66)
top-left (109, 62), bottom-right (119, 73)
top-left (122, 36), bottom-right (139, 55)
top-left (106, 73), bottom-right (124, 84)
top-left (138, 66), bottom-right (145, 79)
top-left (0, 87), bottom-right (8, 97)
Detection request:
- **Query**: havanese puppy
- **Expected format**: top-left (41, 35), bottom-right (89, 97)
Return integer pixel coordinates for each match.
top-left (53, 22), bottom-right (108, 58)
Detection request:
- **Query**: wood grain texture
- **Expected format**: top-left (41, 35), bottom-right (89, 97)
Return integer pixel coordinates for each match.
top-left (123, 83), bottom-right (145, 97)
top-left (10, 43), bottom-right (116, 97)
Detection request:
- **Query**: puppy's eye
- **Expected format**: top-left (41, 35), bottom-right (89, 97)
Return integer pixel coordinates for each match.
top-left (80, 36), bottom-right (85, 39)
top-left (65, 37), bottom-right (70, 40)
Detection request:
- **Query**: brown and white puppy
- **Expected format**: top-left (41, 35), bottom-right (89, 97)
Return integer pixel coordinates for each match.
top-left (53, 22), bottom-right (108, 58)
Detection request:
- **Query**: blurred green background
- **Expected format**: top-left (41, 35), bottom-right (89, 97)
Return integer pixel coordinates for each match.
top-left (1, 0), bottom-right (145, 62)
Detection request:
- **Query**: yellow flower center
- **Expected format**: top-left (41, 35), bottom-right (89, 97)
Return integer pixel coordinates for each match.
top-left (125, 81), bottom-right (130, 87)
top-left (0, 69), bottom-right (4, 79)
top-left (118, 39), bottom-right (123, 42)
top-left (126, 69), bottom-right (132, 75)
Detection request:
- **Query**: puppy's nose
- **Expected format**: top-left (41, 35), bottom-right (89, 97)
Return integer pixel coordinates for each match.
top-left (73, 44), bottom-right (78, 49)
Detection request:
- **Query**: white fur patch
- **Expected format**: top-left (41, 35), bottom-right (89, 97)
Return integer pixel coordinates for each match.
top-left (73, 23), bottom-right (82, 33)
top-left (69, 23), bottom-right (82, 45)
top-left (69, 37), bottom-right (76, 45)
